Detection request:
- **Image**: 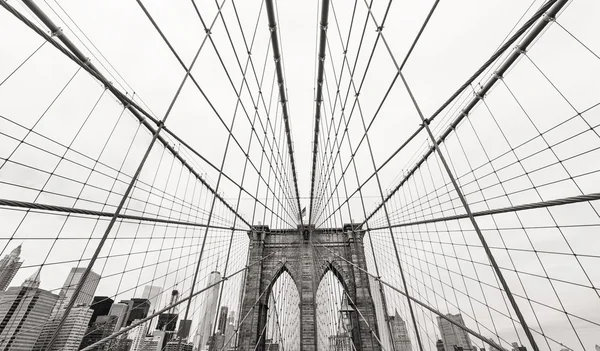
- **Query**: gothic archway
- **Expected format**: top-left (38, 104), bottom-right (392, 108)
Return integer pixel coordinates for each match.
top-left (265, 267), bottom-right (300, 351)
top-left (316, 266), bottom-right (353, 351)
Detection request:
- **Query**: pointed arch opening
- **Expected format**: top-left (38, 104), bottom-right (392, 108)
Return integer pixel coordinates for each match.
top-left (316, 265), bottom-right (353, 351)
top-left (265, 267), bottom-right (300, 351)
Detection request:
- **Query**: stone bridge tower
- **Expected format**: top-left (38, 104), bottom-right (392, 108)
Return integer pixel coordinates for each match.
top-left (237, 224), bottom-right (381, 351)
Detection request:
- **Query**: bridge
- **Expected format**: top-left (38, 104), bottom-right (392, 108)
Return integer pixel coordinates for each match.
top-left (0, 0), bottom-right (598, 351)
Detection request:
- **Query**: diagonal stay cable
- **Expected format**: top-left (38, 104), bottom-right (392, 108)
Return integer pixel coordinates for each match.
top-left (0, 0), bottom-right (251, 228)
top-left (230, 0), bottom-right (301, 217)
top-left (79, 249), bottom-right (280, 351)
top-left (311, 238), bottom-right (509, 351)
top-left (318, 0), bottom-right (563, 227)
top-left (315, 0), bottom-right (440, 225)
top-left (360, 0), bottom-right (564, 227)
top-left (189, 0), bottom-right (299, 223)
top-left (42, 7), bottom-right (214, 347)
top-left (311, 0), bottom-right (378, 224)
top-left (137, 0), bottom-right (298, 226)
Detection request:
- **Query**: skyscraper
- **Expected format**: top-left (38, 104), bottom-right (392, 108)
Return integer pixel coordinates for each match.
top-left (108, 302), bottom-right (130, 332)
top-left (224, 318), bottom-right (235, 351)
top-left (0, 269), bottom-right (58, 350)
top-left (54, 267), bottom-right (101, 312)
top-left (142, 285), bottom-right (163, 333)
top-left (0, 244), bottom-right (23, 291)
top-left (437, 314), bottom-right (472, 351)
top-left (142, 285), bottom-right (163, 313)
top-left (130, 319), bottom-right (151, 351)
top-left (389, 310), bottom-right (412, 351)
top-left (34, 305), bottom-right (93, 351)
top-left (79, 314), bottom-right (119, 350)
top-left (194, 270), bottom-right (221, 351)
top-left (124, 298), bottom-right (151, 327)
top-left (165, 341), bottom-right (194, 351)
top-left (179, 319), bottom-right (193, 340)
top-left (89, 296), bottom-right (114, 326)
top-left (157, 313), bottom-right (178, 332)
top-left (35, 267), bottom-right (99, 351)
top-left (217, 306), bottom-right (228, 334)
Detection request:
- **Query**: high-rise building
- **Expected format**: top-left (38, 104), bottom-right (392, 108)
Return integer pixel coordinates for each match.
top-left (56, 267), bottom-right (101, 310)
top-left (105, 335), bottom-right (132, 351)
top-left (130, 322), bottom-right (165, 351)
top-left (165, 341), bottom-right (194, 351)
top-left (194, 270), bottom-right (221, 351)
top-left (178, 319), bottom-right (193, 340)
top-left (89, 296), bottom-right (114, 326)
top-left (0, 244), bottom-right (23, 291)
top-left (223, 318), bottom-right (235, 351)
top-left (157, 313), bottom-right (178, 332)
top-left (437, 314), bottom-right (472, 351)
top-left (142, 285), bottom-right (163, 313)
top-left (34, 305), bottom-right (93, 351)
top-left (144, 336), bottom-right (163, 351)
top-left (142, 285), bottom-right (163, 331)
top-left (0, 269), bottom-right (58, 350)
top-left (129, 319), bottom-right (149, 351)
top-left (109, 302), bottom-right (130, 332)
top-left (80, 314), bottom-right (119, 350)
top-left (34, 267), bottom-right (99, 351)
top-left (389, 310), bottom-right (412, 351)
top-left (124, 298), bottom-right (151, 327)
top-left (217, 306), bottom-right (228, 334)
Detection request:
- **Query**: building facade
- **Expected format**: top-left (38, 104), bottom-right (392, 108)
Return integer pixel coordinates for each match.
top-left (389, 311), bottom-right (412, 351)
top-left (80, 314), bottom-right (119, 350)
top-left (157, 313), bottom-right (178, 332)
top-left (194, 270), bottom-right (221, 351)
top-left (108, 302), bottom-right (130, 332)
top-left (217, 306), bottom-right (228, 334)
top-left (437, 314), bottom-right (472, 351)
top-left (89, 296), bottom-right (114, 327)
top-left (142, 285), bottom-right (163, 313)
top-left (129, 319), bottom-right (150, 351)
top-left (56, 267), bottom-right (101, 310)
top-left (0, 244), bottom-right (23, 291)
top-left (178, 319), bottom-right (192, 340)
top-left (34, 305), bottom-right (93, 351)
top-left (124, 298), bottom-right (150, 327)
top-left (0, 269), bottom-right (58, 350)
top-left (165, 341), bottom-right (194, 351)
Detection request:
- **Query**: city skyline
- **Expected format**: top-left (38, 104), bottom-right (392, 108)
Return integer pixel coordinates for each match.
top-left (0, 243), bottom-right (246, 351)
top-left (1, 245), bottom-right (598, 351)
